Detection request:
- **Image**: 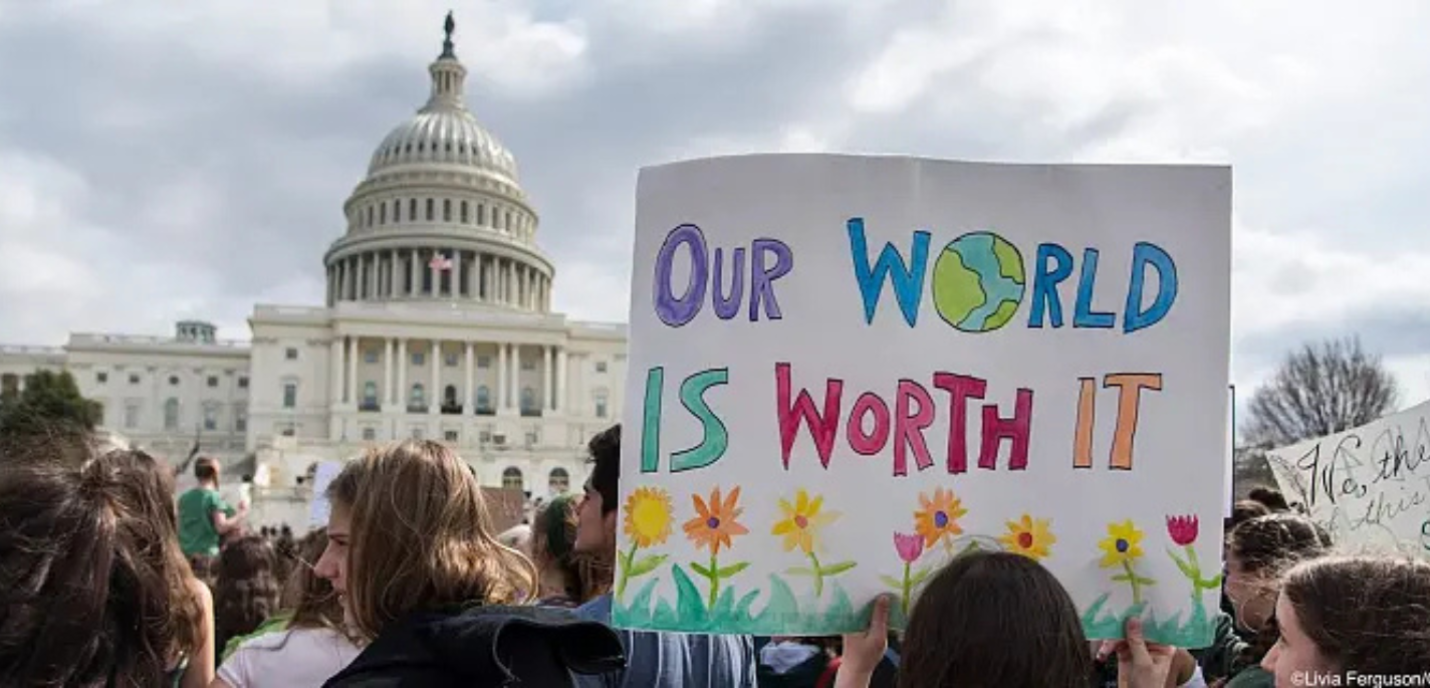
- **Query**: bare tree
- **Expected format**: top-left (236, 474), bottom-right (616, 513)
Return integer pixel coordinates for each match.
top-left (1244, 336), bottom-right (1398, 448)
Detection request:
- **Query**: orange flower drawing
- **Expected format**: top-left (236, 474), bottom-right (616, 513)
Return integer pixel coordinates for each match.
top-left (914, 487), bottom-right (968, 549)
top-left (683, 486), bottom-right (750, 555)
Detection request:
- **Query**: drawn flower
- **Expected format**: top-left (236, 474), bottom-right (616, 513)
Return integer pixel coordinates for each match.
top-left (683, 486), bottom-right (749, 555)
top-left (775, 489), bottom-right (855, 597)
top-left (1099, 519), bottom-right (1156, 606)
top-left (623, 487), bottom-right (674, 548)
top-left (1165, 514), bottom-right (1199, 547)
top-left (894, 532), bottom-right (924, 563)
top-left (614, 486), bottom-right (674, 602)
top-left (1098, 519), bottom-right (1146, 568)
top-left (914, 488), bottom-right (968, 549)
top-left (772, 489), bottom-right (839, 555)
top-left (998, 514), bottom-right (1056, 561)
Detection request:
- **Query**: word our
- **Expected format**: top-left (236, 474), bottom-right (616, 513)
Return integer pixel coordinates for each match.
top-left (648, 220), bottom-right (1179, 334)
top-left (636, 364), bottom-right (1164, 477)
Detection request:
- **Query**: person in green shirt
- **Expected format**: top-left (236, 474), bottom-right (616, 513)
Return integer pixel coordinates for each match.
top-left (178, 456), bottom-right (248, 578)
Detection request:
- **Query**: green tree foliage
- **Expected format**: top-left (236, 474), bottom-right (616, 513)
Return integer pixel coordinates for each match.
top-left (0, 369), bottom-right (103, 441)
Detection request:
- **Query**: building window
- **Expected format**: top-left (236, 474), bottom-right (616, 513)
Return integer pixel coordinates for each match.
top-left (124, 401), bottom-right (141, 429)
top-left (409, 384), bottom-right (425, 409)
top-left (521, 359), bottom-right (536, 371)
top-left (595, 361), bottom-right (608, 373)
top-left (163, 398), bottom-right (180, 430)
top-left (207, 376), bottom-right (218, 388)
top-left (443, 198), bottom-right (452, 222)
top-left (444, 430), bottom-right (459, 443)
top-left (594, 390), bottom-right (608, 419)
top-left (409, 198), bottom-right (418, 220)
top-left (477, 356), bottom-right (490, 369)
top-left (362, 381), bottom-right (378, 408)
top-left (283, 382), bottom-right (298, 409)
top-left (520, 387), bottom-right (536, 412)
top-left (362, 427), bottom-right (376, 441)
top-left (238, 376), bottom-right (249, 389)
top-left (549, 467), bottom-right (570, 493)
top-left (426, 198), bottom-right (435, 221)
top-left (411, 352), bottom-right (425, 366)
top-left (202, 404), bottom-right (219, 431)
top-left (364, 349), bottom-right (379, 364)
top-left (393, 199), bottom-right (402, 222)
top-left (445, 353), bottom-right (458, 367)
top-left (129, 373), bottom-right (141, 385)
top-left (169, 375), bottom-right (180, 386)
top-left (502, 467), bottom-right (524, 491)
top-left (234, 406), bottom-right (247, 433)
top-left (379, 202), bottom-right (387, 224)
top-left (476, 385), bottom-right (491, 411)
top-left (505, 211), bottom-right (512, 230)
top-left (460, 200), bottom-right (469, 223)
top-left (366, 206), bottom-right (373, 226)
top-left (286, 348), bottom-right (298, 360)
top-left (96, 371), bottom-right (108, 384)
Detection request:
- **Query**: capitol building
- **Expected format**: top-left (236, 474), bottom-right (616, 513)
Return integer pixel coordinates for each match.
top-left (0, 22), bottom-right (626, 526)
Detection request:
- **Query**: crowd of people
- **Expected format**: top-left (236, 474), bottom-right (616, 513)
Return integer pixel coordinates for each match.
top-left (2, 424), bottom-right (1428, 687)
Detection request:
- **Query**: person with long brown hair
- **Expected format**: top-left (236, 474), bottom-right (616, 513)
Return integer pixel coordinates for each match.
top-left (0, 439), bottom-right (213, 688)
top-left (313, 440), bottom-right (626, 686)
top-left (532, 493), bottom-right (608, 608)
top-left (215, 528), bottom-right (363, 687)
top-left (1263, 555), bottom-right (1430, 682)
top-left (214, 535), bottom-right (283, 656)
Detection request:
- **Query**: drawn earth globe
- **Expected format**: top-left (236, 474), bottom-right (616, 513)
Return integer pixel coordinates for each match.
top-left (931, 231), bottom-right (1027, 333)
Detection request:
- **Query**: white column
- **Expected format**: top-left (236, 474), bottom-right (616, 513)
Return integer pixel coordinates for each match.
top-left (556, 347), bottom-right (567, 413)
top-left (497, 342), bottom-right (508, 412)
top-left (344, 259), bottom-right (355, 300)
top-left (508, 343), bottom-right (520, 411)
top-left (409, 250), bottom-right (420, 296)
top-left (330, 337), bottom-right (344, 405)
top-left (429, 340), bottom-right (441, 415)
top-left (507, 264), bottom-right (516, 306)
top-left (389, 250), bottom-right (400, 299)
top-left (468, 253), bottom-right (479, 299)
top-left (346, 336), bottom-right (358, 406)
top-left (429, 254), bottom-right (440, 298)
top-left (396, 339), bottom-right (408, 411)
top-left (464, 341), bottom-right (474, 414)
top-left (383, 338), bottom-right (394, 408)
top-left (453, 249), bottom-right (463, 298)
top-left (543, 345), bottom-right (554, 412)
top-left (483, 256), bottom-right (493, 302)
top-left (528, 270), bottom-right (537, 309)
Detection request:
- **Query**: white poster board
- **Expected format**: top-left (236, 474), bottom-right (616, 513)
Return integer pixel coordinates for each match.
top-left (614, 154), bottom-right (1231, 644)
top-left (308, 460), bottom-right (344, 529)
top-left (1267, 400), bottom-right (1430, 558)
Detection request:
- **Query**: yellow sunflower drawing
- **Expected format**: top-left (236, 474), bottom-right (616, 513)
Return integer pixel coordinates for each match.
top-left (998, 514), bottom-right (1056, 560)
top-left (1097, 519), bottom-right (1145, 568)
top-left (623, 486), bottom-right (673, 548)
top-left (771, 488), bottom-right (839, 555)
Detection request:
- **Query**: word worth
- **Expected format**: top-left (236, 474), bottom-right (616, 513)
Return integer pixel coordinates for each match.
top-left (636, 365), bottom-right (1163, 477)
top-left (649, 219), bottom-right (1180, 333)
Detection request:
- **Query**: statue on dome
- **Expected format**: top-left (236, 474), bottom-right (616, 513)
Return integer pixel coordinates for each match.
top-left (441, 11), bottom-right (456, 57)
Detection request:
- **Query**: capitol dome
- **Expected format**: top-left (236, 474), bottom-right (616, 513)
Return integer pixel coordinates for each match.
top-left (322, 14), bottom-right (553, 314)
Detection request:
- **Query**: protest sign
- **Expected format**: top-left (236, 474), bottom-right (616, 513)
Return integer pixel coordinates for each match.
top-left (1268, 400), bottom-right (1430, 558)
top-left (308, 460), bottom-right (344, 528)
top-left (615, 154), bottom-right (1231, 644)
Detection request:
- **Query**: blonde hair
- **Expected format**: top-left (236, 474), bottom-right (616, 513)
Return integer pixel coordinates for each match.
top-left (326, 440), bottom-right (536, 639)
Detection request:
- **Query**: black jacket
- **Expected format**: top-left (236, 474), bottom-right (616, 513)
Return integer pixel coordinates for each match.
top-left (324, 605), bottom-right (626, 687)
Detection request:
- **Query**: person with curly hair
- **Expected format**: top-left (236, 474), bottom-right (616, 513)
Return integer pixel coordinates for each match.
top-left (214, 536), bottom-right (283, 655)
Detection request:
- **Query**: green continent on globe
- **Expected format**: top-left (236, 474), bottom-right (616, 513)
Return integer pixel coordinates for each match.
top-left (931, 231), bottom-right (1026, 333)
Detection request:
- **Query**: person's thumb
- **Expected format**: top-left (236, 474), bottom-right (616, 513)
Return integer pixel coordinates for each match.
top-left (1122, 616), bottom-right (1151, 664)
top-left (869, 594), bottom-right (891, 635)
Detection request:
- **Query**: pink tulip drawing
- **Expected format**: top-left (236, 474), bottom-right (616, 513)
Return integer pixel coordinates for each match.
top-left (1165, 514), bottom-right (1221, 605)
top-left (884, 532), bottom-right (927, 617)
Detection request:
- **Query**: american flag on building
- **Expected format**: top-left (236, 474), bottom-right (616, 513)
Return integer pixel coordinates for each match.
top-left (429, 253), bottom-right (453, 271)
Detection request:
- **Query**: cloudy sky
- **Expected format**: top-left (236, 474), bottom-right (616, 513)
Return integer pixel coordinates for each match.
top-left (2, 0), bottom-right (1428, 416)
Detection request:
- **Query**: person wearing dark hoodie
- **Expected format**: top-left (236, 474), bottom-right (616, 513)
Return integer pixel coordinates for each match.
top-left (314, 440), bottom-right (626, 687)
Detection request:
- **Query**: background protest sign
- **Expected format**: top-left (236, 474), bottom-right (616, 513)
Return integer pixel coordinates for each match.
top-left (308, 460), bottom-right (344, 529)
top-left (1268, 400), bottom-right (1430, 558)
top-left (615, 154), bottom-right (1231, 644)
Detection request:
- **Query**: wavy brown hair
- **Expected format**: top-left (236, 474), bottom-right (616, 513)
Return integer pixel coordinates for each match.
top-left (327, 440), bottom-right (537, 639)
top-left (1282, 555), bottom-right (1430, 674)
top-left (1227, 513), bottom-right (1333, 662)
top-left (0, 441), bottom-right (204, 686)
top-left (532, 494), bottom-right (609, 605)
top-left (215, 535), bottom-right (281, 653)
top-left (283, 527), bottom-right (350, 635)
